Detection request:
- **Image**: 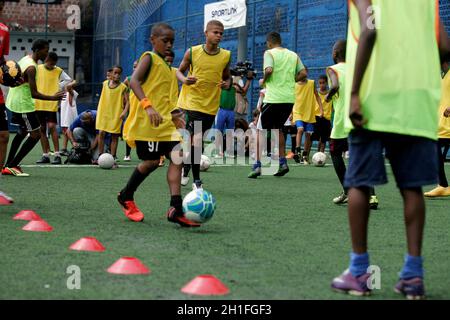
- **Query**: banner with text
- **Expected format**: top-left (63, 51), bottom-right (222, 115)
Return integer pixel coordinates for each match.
top-left (204, 0), bottom-right (247, 30)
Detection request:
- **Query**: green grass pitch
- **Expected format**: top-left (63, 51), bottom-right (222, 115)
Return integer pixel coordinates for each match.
top-left (0, 137), bottom-right (449, 299)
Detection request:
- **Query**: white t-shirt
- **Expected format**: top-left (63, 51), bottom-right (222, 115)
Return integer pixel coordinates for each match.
top-left (60, 90), bottom-right (78, 128)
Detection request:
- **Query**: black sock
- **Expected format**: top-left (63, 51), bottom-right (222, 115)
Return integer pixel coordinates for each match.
top-left (192, 164), bottom-right (201, 182)
top-left (120, 167), bottom-right (151, 201)
top-left (291, 136), bottom-right (296, 153)
top-left (9, 136), bottom-right (40, 168)
top-left (331, 153), bottom-right (347, 191)
top-left (6, 133), bottom-right (26, 167)
top-left (295, 147), bottom-right (301, 155)
top-left (183, 164), bottom-right (191, 177)
top-left (191, 144), bottom-right (201, 182)
top-left (170, 195), bottom-right (183, 214)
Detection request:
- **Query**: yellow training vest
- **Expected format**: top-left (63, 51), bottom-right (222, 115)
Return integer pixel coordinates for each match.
top-left (35, 65), bottom-right (62, 112)
top-left (438, 71), bottom-right (450, 139)
top-left (181, 45), bottom-right (231, 115)
top-left (123, 52), bottom-right (181, 146)
top-left (96, 81), bottom-right (128, 134)
top-left (316, 91), bottom-right (333, 120)
top-left (293, 80), bottom-right (317, 123)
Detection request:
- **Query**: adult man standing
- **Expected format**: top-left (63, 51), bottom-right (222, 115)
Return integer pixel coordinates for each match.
top-left (248, 32), bottom-right (306, 178)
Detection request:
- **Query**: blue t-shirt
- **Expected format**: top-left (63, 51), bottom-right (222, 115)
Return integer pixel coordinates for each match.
top-left (70, 110), bottom-right (98, 135)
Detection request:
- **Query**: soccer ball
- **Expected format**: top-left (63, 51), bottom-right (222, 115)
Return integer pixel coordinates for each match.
top-left (98, 153), bottom-right (115, 169)
top-left (200, 155), bottom-right (211, 172)
top-left (312, 152), bottom-right (327, 167)
top-left (0, 60), bottom-right (22, 87)
top-left (182, 189), bottom-right (216, 223)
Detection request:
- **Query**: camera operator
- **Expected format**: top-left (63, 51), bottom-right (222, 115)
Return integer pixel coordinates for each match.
top-left (232, 62), bottom-right (255, 120)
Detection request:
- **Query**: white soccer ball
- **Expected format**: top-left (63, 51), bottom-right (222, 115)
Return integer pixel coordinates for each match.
top-left (200, 155), bottom-right (211, 172)
top-left (312, 152), bottom-right (327, 167)
top-left (182, 189), bottom-right (216, 223)
top-left (98, 153), bottom-right (115, 169)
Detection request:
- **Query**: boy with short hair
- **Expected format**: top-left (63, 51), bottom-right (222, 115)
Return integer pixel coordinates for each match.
top-left (119, 23), bottom-right (199, 227)
top-left (313, 74), bottom-right (332, 153)
top-left (331, 0), bottom-right (449, 299)
top-left (96, 65), bottom-right (129, 165)
top-left (177, 20), bottom-right (231, 188)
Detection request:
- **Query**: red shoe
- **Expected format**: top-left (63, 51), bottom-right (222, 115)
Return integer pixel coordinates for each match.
top-left (167, 207), bottom-right (201, 228)
top-left (117, 193), bottom-right (144, 222)
top-left (2, 166), bottom-right (30, 177)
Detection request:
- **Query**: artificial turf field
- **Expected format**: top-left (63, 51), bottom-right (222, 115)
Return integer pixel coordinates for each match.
top-left (0, 136), bottom-right (449, 300)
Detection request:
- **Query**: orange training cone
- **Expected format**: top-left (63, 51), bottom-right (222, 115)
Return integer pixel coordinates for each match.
top-left (107, 257), bottom-right (150, 275)
top-left (181, 275), bottom-right (230, 296)
top-left (22, 220), bottom-right (53, 232)
top-left (13, 210), bottom-right (42, 221)
top-left (70, 237), bottom-right (106, 252)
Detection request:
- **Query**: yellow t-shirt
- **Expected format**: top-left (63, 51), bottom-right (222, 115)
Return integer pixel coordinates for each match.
top-left (96, 81), bottom-right (128, 134)
top-left (292, 80), bottom-right (317, 123)
top-left (123, 51), bottom-right (181, 146)
top-left (316, 91), bottom-right (332, 120)
top-left (181, 45), bottom-right (231, 115)
top-left (34, 65), bottom-right (62, 112)
top-left (438, 71), bottom-right (450, 139)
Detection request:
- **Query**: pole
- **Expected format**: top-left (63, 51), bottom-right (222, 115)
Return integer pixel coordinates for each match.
top-left (237, 0), bottom-right (248, 63)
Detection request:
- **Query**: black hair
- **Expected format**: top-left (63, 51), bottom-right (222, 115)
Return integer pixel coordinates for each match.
top-left (151, 22), bottom-right (174, 36)
top-left (334, 40), bottom-right (347, 60)
top-left (266, 32), bottom-right (282, 45)
top-left (318, 74), bottom-right (328, 82)
top-left (31, 39), bottom-right (49, 52)
top-left (47, 52), bottom-right (58, 62)
top-left (111, 65), bottom-right (123, 74)
top-left (107, 68), bottom-right (113, 73)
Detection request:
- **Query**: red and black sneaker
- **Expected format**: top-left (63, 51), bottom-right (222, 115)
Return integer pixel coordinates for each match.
top-left (117, 193), bottom-right (144, 222)
top-left (166, 207), bottom-right (201, 228)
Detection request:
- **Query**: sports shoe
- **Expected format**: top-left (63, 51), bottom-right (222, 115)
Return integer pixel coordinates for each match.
top-left (333, 192), bottom-right (348, 204)
top-left (331, 269), bottom-right (371, 296)
top-left (369, 195), bottom-right (379, 210)
top-left (167, 207), bottom-right (201, 228)
top-left (36, 156), bottom-right (50, 164)
top-left (123, 155), bottom-right (131, 162)
top-left (424, 185), bottom-right (450, 198)
top-left (293, 153), bottom-right (300, 163)
top-left (117, 193), bottom-right (144, 222)
top-left (2, 166), bottom-right (30, 177)
top-left (0, 191), bottom-right (14, 205)
top-left (60, 149), bottom-right (70, 157)
top-left (248, 165), bottom-right (262, 179)
top-left (51, 156), bottom-right (62, 165)
top-left (273, 163), bottom-right (289, 177)
top-left (302, 156), bottom-right (310, 165)
top-left (394, 277), bottom-right (426, 300)
top-left (112, 162), bottom-right (119, 169)
top-left (193, 180), bottom-right (203, 190)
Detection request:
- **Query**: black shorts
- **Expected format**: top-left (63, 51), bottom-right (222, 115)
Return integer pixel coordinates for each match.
top-left (185, 110), bottom-right (216, 136)
top-left (345, 129), bottom-right (438, 189)
top-left (36, 110), bottom-right (58, 125)
top-left (330, 138), bottom-right (349, 156)
top-left (312, 116), bottom-right (332, 142)
top-left (0, 104), bottom-right (8, 131)
top-left (260, 103), bottom-right (294, 130)
top-left (135, 140), bottom-right (181, 161)
top-left (11, 111), bottom-right (41, 132)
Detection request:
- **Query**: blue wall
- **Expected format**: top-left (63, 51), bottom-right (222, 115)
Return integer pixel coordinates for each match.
top-left (92, 0), bottom-right (450, 118)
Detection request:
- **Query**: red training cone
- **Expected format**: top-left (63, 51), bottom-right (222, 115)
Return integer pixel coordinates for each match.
top-left (22, 220), bottom-right (53, 232)
top-left (181, 275), bottom-right (230, 296)
top-left (13, 210), bottom-right (42, 221)
top-left (70, 237), bottom-right (106, 252)
top-left (107, 257), bottom-right (150, 275)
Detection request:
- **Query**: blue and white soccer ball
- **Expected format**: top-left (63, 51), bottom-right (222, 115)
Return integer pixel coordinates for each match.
top-left (182, 189), bottom-right (216, 223)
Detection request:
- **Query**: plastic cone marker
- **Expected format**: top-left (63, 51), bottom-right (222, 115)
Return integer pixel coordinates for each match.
top-left (13, 210), bottom-right (42, 221)
top-left (70, 237), bottom-right (106, 252)
top-left (107, 257), bottom-right (150, 275)
top-left (22, 220), bottom-right (53, 232)
top-left (181, 275), bottom-right (230, 296)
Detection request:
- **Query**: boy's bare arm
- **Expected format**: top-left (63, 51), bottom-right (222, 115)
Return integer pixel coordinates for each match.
top-left (349, 0), bottom-right (376, 128)
top-left (314, 87), bottom-right (324, 117)
top-left (121, 92), bottom-right (130, 119)
top-left (325, 68), bottom-right (339, 102)
top-left (130, 54), bottom-right (163, 127)
top-left (176, 49), bottom-right (197, 85)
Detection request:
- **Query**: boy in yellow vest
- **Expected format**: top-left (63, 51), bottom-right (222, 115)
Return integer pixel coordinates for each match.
top-left (35, 52), bottom-right (72, 165)
top-left (95, 65), bottom-right (129, 166)
top-left (331, 0), bottom-right (449, 299)
top-left (177, 20), bottom-right (231, 189)
top-left (118, 23), bottom-right (200, 227)
top-left (313, 75), bottom-right (332, 153)
top-left (425, 61), bottom-right (450, 197)
top-left (292, 67), bottom-right (323, 165)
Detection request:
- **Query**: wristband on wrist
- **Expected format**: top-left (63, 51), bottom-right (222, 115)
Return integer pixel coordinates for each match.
top-left (140, 98), bottom-right (153, 110)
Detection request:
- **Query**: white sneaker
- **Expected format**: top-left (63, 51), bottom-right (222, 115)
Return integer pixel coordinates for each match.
top-left (123, 156), bottom-right (131, 162)
top-left (181, 176), bottom-right (190, 186)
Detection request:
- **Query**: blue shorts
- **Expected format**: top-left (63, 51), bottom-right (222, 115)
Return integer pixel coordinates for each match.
top-left (215, 108), bottom-right (235, 133)
top-left (344, 129), bottom-right (438, 189)
top-left (295, 120), bottom-right (315, 133)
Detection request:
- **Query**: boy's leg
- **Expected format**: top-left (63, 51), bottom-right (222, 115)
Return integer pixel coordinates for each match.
top-left (348, 186), bottom-right (371, 254)
top-left (9, 128), bottom-right (41, 169)
top-left (110, 134), bottom-right (119, 158)
top-left (5, 128), bottom-right (26, 167)
top-left (36, 113), bottom-right (51, 163)
top-left (330, 138), bottom-right (348, 203)
top-left (425, 139), bottom-right (449, 197)
top-left (0, 131), bottom-right (8, 168)
top-left (303, 131), bottom-right (312, 163)
top-left (98, 131), bottom-right (106, 155)
top-left (48, 120), bottom-right (61, 164)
